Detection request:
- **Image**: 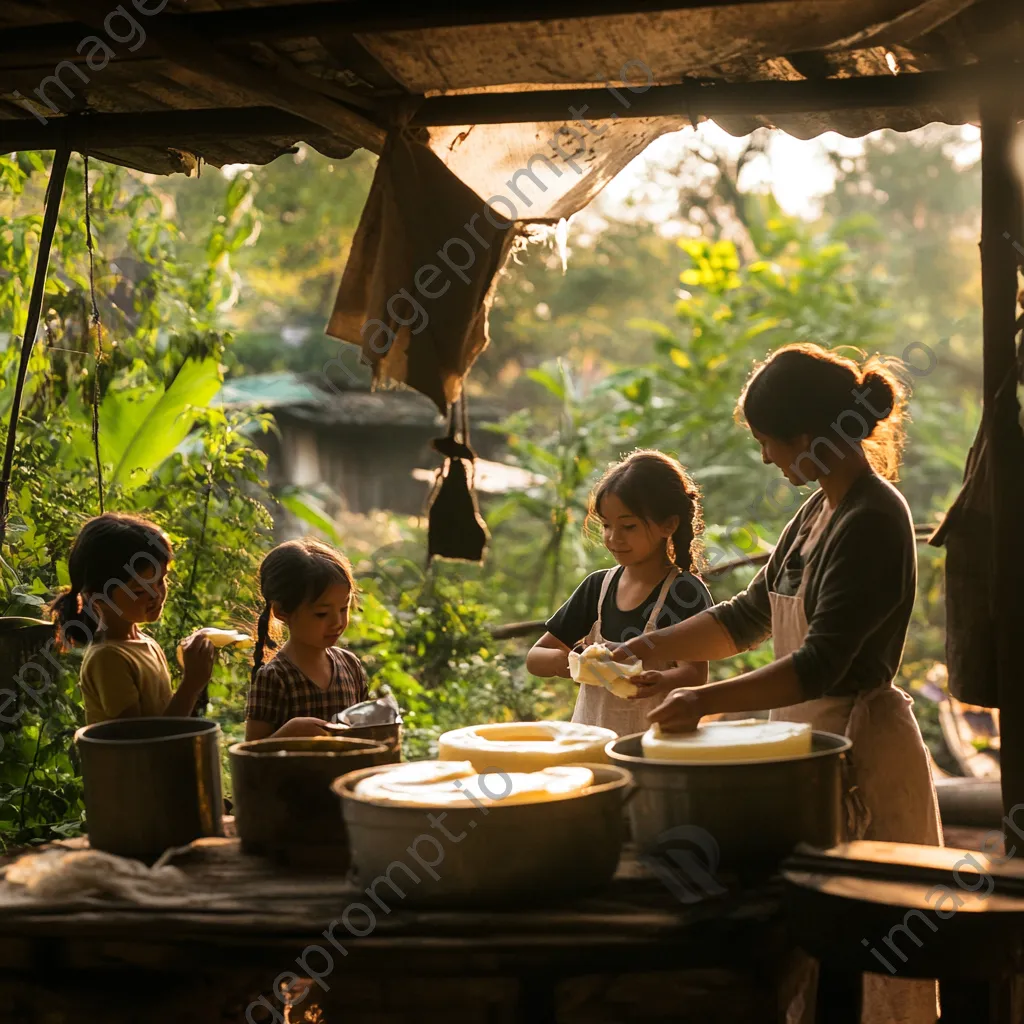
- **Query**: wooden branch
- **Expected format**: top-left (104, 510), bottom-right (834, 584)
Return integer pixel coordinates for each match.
top-left (0, 144), bottom-right (71, 549)
top-left (1, 108), bottom-right (336, 156)
top-left (412, 66), bottom-right (1017, 126)
top-left (47, 1), bottom-right (386, 155)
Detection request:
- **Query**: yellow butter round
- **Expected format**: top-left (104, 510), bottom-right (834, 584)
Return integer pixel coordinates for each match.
top-left (438, 721), bottom-right (615, 774)
top-left (641, 719), bottom-right (813, 763)
top-left (352, 760), bottom-right (595, 808)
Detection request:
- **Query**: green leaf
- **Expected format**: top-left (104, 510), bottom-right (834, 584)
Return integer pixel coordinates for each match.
top-left (278, 490), bottom-right (341, 543)
top-left (106, 357), bottom-right (222, 492)
top-left (525, 368), bottom-right (566, 400)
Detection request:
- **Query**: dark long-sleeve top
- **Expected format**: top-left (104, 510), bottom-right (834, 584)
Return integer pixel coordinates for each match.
top-left (709, 472), bottom-right (916, 701)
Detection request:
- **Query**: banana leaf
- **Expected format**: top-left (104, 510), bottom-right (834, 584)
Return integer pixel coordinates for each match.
top-left (64, 357), bottom-right (222, 496)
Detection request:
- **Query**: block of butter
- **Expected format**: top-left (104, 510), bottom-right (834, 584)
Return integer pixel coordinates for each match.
top-left (641, 719), bottom-right (813, 763)
top-left (438, 721), bottom-right (615, 774)
top-left (175, 628), bottom-right (253, 668)
top-left (568, 643), bottom-right (644, 698)
top-left (352, 760), bottom-right (595, 808)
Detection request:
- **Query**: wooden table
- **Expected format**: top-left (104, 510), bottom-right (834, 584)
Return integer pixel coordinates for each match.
top-left (784, 839), bottom-right (1024, 1024)
top-left (0, 830), bottom-right (790, 1024)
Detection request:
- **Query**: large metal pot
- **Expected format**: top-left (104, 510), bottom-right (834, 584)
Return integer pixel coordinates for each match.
top-left (229, 736), bottom-right (391, 870)
top-left (334, 762), bottom-right (632, 908)
top-left (75, 717), bottom-right (223, 861)
top-left (606, 731), bottom-right (851, 878)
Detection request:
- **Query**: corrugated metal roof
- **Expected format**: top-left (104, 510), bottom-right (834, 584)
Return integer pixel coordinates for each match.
top-left (215, 372), bottom-right (324, 409)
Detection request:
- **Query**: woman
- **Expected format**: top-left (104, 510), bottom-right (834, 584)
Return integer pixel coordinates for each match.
top-left (616, 343), bottom-right (941, 1024)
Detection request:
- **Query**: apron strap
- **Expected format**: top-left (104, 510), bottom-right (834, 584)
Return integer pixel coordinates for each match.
top-left (594, 567), bottom-right (620, 640)
top-left (643, 567), bottom-right (681, 633)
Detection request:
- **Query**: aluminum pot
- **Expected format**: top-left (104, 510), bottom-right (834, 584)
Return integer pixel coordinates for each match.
top-left (229, 736), bottom-right (391, 870)
top-left (75, 717), bottom-right (223, 861)
top-left (334, 762), bottom-right (632, 908)
top-left (606, 731), bottom-right (851, 878)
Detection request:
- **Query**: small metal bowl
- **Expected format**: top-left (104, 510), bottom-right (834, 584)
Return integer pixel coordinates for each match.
top-left (328, 698), bottom-right (403, 760)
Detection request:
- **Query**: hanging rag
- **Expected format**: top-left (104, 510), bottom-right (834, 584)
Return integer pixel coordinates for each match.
top-left (326, 128), bottom-right (517, 414)
top-left (930, 345), bottom-right (1024, 708)
top-left (426, 394), bottom-right (488, 564)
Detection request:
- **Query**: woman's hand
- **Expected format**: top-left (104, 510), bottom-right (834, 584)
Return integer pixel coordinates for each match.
top-left (273, 717), bottom-right (329, 738)
top-left (647, 687), bottom-right (706, 733)
top-left (611, 636), bottom-right (659, 667)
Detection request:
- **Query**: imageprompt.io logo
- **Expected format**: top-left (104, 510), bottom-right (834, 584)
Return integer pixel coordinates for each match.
top-left (640, 825), bottom-right (728, 904)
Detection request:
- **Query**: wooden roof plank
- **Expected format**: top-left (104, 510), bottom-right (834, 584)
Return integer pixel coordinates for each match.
top-left (1, 2), bottom-right (782, 47)
top-left (44, 0), bottom-right (386, 154)
top-left (409, 64), bottom-right (1012, 126)
top-left (0, 107), bottom-right (335, 154)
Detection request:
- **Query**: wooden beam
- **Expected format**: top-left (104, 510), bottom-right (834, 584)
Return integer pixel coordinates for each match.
top-left (979, 96), bottom-right (1024, 824)
top-left (0, 1), bottom-right (774, 54)
top-left (0, 108), bottom-right (335, 155)
top-left (46, 0), bottom-right (386, 154)
top-left (411, 66), bottom-right (1016, 126)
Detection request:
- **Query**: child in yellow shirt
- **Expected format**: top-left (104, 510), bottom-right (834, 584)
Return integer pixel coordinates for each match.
top-left (51, 513), bottom-right (216, 723)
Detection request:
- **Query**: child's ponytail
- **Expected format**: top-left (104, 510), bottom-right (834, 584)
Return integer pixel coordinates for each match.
top-left (670, 522), bottom-right (695, 574)
top-left (250, 600), bottom-right (278, 685)
top-left (50, 588), bottom-right (102, 649)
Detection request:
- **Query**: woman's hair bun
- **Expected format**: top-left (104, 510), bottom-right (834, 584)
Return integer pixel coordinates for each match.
top-left (859, 369), bottom-right (896, 427)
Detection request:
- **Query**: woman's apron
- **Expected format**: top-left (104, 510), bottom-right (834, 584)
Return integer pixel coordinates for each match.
top-left (571, 567), bottom-right (680, 736)
top-left (771, 506), bottom-right (942, 1024)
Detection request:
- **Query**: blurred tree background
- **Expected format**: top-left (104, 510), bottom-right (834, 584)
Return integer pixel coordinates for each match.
top-left (0, 122), bottom-right (982, 843)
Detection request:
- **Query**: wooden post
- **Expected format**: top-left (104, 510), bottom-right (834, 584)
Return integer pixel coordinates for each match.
top-left (0, 143), bottom-right (71, 552)
top-left (979, 97), bottom-right (1024, 822)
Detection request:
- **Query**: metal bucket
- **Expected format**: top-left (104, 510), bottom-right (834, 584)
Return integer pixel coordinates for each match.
top-left (334, 762), bottom-right (632, 908)
top-left (75, 717), bottom-right (224, 861)
top-left (228, 736), bottom-right (391, 870)
top-left (606, 731), bottom-right (851, 878)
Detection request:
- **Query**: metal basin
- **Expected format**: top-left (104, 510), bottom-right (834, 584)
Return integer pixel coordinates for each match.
top-left (334, 762), bottom-right (632, 908)
top-left (325, 721), bottom-right (402, 759)
top-left (229, 736), bottom-right (391, 870)
top-left (328, 697), bottom-right (403, 759)
top-left (606, 731), bottom-right (851, 878)
top-left (75, 717), bottom-right (224, 861)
